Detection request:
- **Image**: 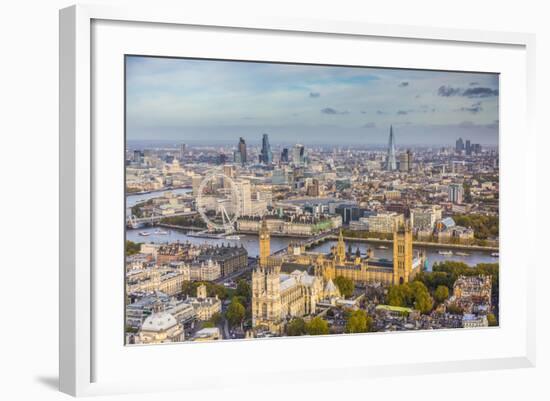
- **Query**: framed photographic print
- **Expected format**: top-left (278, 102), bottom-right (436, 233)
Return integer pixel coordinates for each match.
top-left (60, 4), bottom-right (536, 397)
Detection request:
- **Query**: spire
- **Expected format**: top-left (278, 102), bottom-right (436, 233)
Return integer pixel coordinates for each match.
top-left (259, 216), bottom-right (270, 268)
top-left (387, 125), bottom-right (397, 171)
top-left (336, 229), bottom-right (346, 263)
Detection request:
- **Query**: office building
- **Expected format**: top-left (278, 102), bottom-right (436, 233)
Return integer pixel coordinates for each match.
top-left (259, 133), bottom-right (273, 164)
top-left (456, 137), bottom-right (464, 153)
top-left (234, 137), bottom-right (247, 166)
top-left (465, 140), bottom-right (471, 155)
top-left (448, 183), bottom-right (464, 204)
top-left (280, 148), bottom-right (289, 163)
top-left (386, 125), bottom-right (397, 171)
top-left (292, 144), bottom-right (306, 166)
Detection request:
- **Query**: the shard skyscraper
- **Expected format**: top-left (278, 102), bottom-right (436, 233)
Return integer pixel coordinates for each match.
top-left (386, 125), bottom-right (397, 171)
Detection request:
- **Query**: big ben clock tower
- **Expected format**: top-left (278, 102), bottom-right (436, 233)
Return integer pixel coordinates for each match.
top-left (259, 217), bottom-right (270, 268)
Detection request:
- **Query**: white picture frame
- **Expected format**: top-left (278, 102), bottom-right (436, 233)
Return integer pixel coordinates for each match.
top-left (59, 4), bottom-right (536, 397)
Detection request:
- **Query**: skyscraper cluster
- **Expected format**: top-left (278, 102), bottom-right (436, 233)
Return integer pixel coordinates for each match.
top-left (386, 126), bottom-right (412, 172)
top-left (456, 137), bottom-right (482, 155)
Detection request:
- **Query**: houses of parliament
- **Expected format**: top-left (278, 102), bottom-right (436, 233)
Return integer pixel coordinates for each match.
top-left (251, 218), bottom-right (425, 332)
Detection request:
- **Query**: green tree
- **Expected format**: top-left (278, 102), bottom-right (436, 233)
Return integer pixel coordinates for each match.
top-left (125, 240), bottom-right (141, 256)
top-left (209, 312), bottom-right (222, 326)
top-left (226, 298), bottom-right (246, 328)
top-left (181, 281), bottom-right (195, 297)
top-left (487, 313), bottom-right (498, 326)
top-left (286, 318), bottom-right (307, 336)
top-left (345, 310), bottom-right (372, 333)
top-left (453, 214), bottom-right (499, 240)
top-left (236, 279), bottom-right (251, 299)
top-left (414, 291), bottom-right (433, 314)
top-left (334, 276), bottom-right (355, 298)
top-left (306, 317), bottom-right (329, 335)
top-left (387, 281), bottom-right (433, 314)
top-left (434, 285), bottom-right (450, 303)
top-left (446, 303), bottom-right (463, 315)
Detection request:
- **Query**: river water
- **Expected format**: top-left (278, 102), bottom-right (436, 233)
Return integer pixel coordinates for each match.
top-left (126, 188), bottom-right (192, 214)
top-left (126, 227), bottom-right (497, 269)
top-left (126, 192), bottom-right (498, 269)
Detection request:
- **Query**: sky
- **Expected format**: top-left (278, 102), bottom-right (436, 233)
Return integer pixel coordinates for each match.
top-left (126, 56), bottom-right (499, 146)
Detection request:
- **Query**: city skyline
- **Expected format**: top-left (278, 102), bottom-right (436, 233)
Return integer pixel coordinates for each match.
top-left (126, 56), bottom-right (499, 146)
top-left (124, 55), bottom-right (499, 345)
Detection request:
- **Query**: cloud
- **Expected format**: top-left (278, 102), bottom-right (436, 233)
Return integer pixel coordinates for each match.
top-left (309, 92), bottom-right (320, 98)
top-left (398, 81), bottom-right (409, 87)
top-left (462, 87), bottom-right (499, 98)
top-left (457, 120), bottom-right (499, 130)
top-left (397, 110), bottom-right (408, 115)
top-left (438, 85), bottom-right (462, 97)
top-left (321, 107), bottom-right (348, 115)
top-left (360, 110), bottom-right (368, 114)
top-left (459, 101), bottom-right (483, 114)
top-left (376, 110), bottom-right (387, 115)
top-left (469, 82), bottom-right (479, 86)
top-left (438, 85), bottom-right (498, 98)
top-left (458, 121), bottom-right (475, 128)
top-left (363, 122), bottom-right (376, 128)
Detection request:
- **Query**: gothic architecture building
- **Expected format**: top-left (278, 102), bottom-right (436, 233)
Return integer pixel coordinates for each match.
top-left (252, 219), bottom-right (325, 332)
top-left (251, 218), bottom-right (425, 332)
top-left (317, 222), bottom-right (423, 286)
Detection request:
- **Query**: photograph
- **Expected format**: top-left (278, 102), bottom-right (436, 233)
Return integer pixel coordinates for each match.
top-left (124, 55), bottom-right (500, 345)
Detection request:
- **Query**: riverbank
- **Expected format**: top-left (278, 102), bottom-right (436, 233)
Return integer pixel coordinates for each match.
top-left (157, 223), bottom-right (204, 231)
top-left (337, 235), bottom-right (499, 252)
top-left (126, 185), bottom-right (192, 196)
top-left (127, 227), bottom-right (498, 267)
top-left (158, 225), bottom-right (498, 251)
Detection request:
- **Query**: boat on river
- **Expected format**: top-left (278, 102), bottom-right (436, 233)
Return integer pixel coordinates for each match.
top-left (438, 250), bottom-right (453, 256)
top-left (138, 231), bottom-right (151, 236)
top-left (491, 252), bottom-right (499, 257)
top-left (455, 252), bottom-right (470, 256)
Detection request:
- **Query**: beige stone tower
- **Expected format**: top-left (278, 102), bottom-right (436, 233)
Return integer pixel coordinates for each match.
top-left (196, 283), bottom-right (207, 299)
top-left (392, 220), bottom-right (413, 285)
top-left (251, 263), bottom-right (282, 331)
top-left (335, 229), bottom-right (346, 264)
top-left (259, 217), bottom-right (270, 268)
top-left (252, 219), bottom-right (282, 331)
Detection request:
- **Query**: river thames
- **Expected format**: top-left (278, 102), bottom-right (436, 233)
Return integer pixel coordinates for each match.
top-left (126, 190), bottom-right (497, 269)
top-left (127, 227), bottom-right (497, 270)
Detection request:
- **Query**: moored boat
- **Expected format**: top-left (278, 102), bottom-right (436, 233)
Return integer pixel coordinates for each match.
top-left (438, 250), bottom-right (453, 256)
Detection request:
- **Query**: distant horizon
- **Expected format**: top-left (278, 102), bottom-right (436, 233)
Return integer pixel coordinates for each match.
top-left (126, 56), bottom-right (499, 146)
top-left (126, 133), bottom-right (498, 149)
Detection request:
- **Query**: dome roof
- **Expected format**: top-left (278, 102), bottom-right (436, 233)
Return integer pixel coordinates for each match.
top-left (141, 311), bottom-right (178, 332)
